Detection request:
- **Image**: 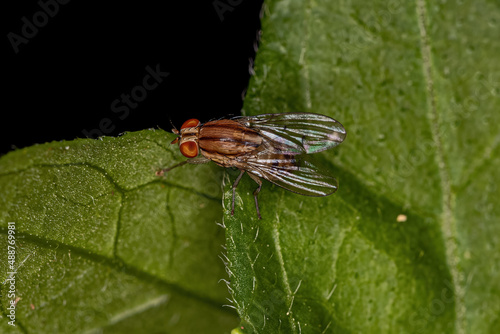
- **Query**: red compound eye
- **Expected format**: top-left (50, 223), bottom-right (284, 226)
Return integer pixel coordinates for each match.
top-left (179, 141), bottom-right (199, 158)
top-left (181, 119), bottom-right (201, 129)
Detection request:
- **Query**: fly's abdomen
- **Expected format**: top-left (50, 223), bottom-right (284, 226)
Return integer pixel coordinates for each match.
top-left (199, 120), bottom-right (262, 156)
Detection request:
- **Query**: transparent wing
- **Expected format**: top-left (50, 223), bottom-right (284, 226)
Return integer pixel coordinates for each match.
top-left (234, 113), bottom-right (346, 155)
top-left (244, 153), bottom-right (338, 196)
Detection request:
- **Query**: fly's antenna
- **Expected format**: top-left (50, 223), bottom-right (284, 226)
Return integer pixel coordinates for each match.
top-left (169, 118), bottom-right (179, 135)
top-left (169, 117), bottom-right (181, 144)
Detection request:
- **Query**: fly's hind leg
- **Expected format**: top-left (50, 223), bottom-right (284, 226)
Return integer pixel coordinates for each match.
top-left (246, 172), bottom-right (263, 220)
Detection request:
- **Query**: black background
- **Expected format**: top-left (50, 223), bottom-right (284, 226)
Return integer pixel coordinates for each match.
top-left (2, 0), bottom-right (264, 155)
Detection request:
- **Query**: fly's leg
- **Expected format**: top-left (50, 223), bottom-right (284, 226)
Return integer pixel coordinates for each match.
top-left (157, 161), bottom-right (188, 175)
top-left (247, 172), bottom-right (263, 220)
top-left (231, 170), bottom-right (245, 216)
top-left (157, 156), bottom-right (210, 176)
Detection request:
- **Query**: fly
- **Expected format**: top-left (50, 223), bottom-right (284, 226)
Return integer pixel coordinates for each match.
top-left (160, 113), bottom-right (346, 219)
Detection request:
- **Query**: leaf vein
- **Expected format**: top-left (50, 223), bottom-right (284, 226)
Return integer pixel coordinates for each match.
top-left (416, 1), bottom-right (465, 332)
top-left (0, 227), bottom-right (232, 313)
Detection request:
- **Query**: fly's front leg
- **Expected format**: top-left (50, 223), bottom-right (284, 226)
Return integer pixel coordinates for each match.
top-left (157, 156), bottom-right (210, 176)
top-left (246, 172), bottom-right (263, 220)
top-left (231, 170), bottom-right (245, 216)
top-left (156, 161), bottom-right (187, 175)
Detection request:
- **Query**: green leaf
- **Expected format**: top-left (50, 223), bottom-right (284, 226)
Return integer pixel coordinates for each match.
top-left (0, 130), bottom-right (238, 333)
top-left (223, 0), bottom-right (500, 333)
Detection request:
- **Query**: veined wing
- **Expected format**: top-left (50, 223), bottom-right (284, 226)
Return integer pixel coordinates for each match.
top-left (234, 113), bottom-right (346, 155)
top-left (244, 153), bottom-right (338, 196)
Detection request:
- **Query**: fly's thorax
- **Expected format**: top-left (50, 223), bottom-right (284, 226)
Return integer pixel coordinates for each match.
top-left (198, 119), bottom-right (263, 156)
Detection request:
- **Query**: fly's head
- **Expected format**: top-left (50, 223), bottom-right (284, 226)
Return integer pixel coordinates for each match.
top-left (171, 119), bottom-right (201, 158)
